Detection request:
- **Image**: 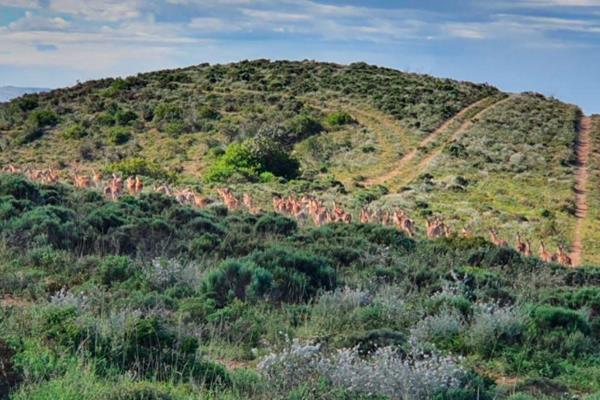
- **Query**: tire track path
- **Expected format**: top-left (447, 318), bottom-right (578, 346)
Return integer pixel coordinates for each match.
top-left (571, 116), bottom-right (592, 267)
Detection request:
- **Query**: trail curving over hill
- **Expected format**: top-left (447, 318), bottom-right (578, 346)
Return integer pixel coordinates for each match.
top-left (365, 95), bottom-right (511, 188)
top-left (571, 116), bottom-right (592, 267)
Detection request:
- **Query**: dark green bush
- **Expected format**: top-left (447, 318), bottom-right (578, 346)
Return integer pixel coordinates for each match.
top-left (108, 127), bottom-right (131, 145)
top-left (27, 109), bottom-right (58, 128)
top-left (99, 256), bottom-right (135, 286)
top-left (254, 213), bottom-right (297, 236)
top-left (324, 111), bottom-right (355, 127)
top-left (62, 123), bottom-right (87, 140)
top-left (530, 305), bottom-right (590, 334)
top-left (154, 103), bottom-right (183, 122)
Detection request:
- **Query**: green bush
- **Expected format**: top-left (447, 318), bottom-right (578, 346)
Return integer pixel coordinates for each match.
top-left (202, 260), bottom-right (272, 307)
top-left (61, 123), bottom-right (87, 140)
top-left (27, 109), bottom-right (58, 128)
top-left (254, 213), bottom-right (297, 236)
top-left (197, 105), bottom-right (220, 120)
top-left (530, 305), bottom-right (590, 334)
top-left (154, 103), bottom-right (183, 122)
top-left (108, 127), bottom-right (131, 145)
top-left (286, 114), bottom-right (323, 141)
top-left (114, 109), bottom-right (138, 126)
top-left (204, 142), bottom-right (261, 183)
top-left (99, 255), bottom-right (135, 286)
top-left (324, 111), bottom-right (355, 127)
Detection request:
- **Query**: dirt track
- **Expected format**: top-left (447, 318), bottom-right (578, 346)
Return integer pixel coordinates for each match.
top-left (571, 116), bottom-right (592, 266)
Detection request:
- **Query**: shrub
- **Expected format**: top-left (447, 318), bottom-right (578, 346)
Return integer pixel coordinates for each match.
top-left (154, 103), bottom-right (183, 122)
top-left (468, 302), bottom-right (526, 356)
top-left (108, 127), bottom-right (131, 145)
top-left (197, 105), bottom-right (220, 120)
top-left (258, 339), bottom-right (466, 400)
top-left (62, 123), bottom-right (87, 140)
top-left (99, 255), bottom-right (135, 286)
top-left (204, 142), bottom-right (260, 183)
top-left (202, 260), bottom-right (272, 307)
top-left (254, 213), bottom-right (297, 236)
top-left (286, 114), bottom-right (323, 141)
top-left (114, 109), bottom-right (138, 126)
top-left (530, 305), bottom-right (590, 334)
top-left (27, 109), bottom-right (58, 128)
top-left (324, 111), bottom-right (355, 127)
top-left (248, 246), bottom-right (336, 303)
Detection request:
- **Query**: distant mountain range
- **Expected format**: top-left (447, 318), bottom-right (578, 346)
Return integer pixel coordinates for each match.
top-left (0, 85), bottom-right (50, 102)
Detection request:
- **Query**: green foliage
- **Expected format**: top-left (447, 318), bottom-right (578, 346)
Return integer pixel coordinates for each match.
top-left (154, 103), bottom-right (183, 123)
top-left (198, 105), bottom-right (220, 120)
top-left (108, 127), bottom-right (131, 145)
top-left (61, 123), bottom-right (87, 140)
top-left (205, 139), bottom-right (300, 183)
top-left (530, 305), bottom-right (590, 334)
top-left (27, 109), bottom-right (58, 128)
top-left (324, 111), bottom-right (355, 127)
top-left (286, 114), bottom-right (323, 141)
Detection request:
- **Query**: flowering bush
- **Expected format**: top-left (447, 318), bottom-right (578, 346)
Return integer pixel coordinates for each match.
top-left (258, 338), bottom-right (466, 400)
top-left (467, 302), bottom-right (526, 356)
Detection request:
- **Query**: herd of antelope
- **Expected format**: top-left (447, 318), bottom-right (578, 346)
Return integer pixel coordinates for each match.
top-left (1, 164), bottom-right (573, 266)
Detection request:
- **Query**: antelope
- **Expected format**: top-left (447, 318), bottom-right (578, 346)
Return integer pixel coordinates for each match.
top-left (426, 218), bottom-right (446, 239)
top-left (539, 241), bottom-right (556, 263)
top-left (134, 176), bottom-right (143, 194)
top-left (92, 170), bottom-right (103, 187)
top-left (126, 176), bottom-right (136, 195)
top-left (461, 227), bottom-right (473, 238)
top-left (556, 244), bottom-right (573, 267)
top-left (515, 232), bottom-right (527, 254)
top-left (524, 240), bottom-right (532, 257)
top-left (489, 228), bottom-right (508, 247)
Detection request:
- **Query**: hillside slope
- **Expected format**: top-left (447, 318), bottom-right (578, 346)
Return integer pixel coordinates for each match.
top-left (0, 60), bottom-right (591, 262)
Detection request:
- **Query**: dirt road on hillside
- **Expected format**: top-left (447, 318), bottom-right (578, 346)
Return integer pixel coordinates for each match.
top-left (571, 116), bottom-right (592, 267)
top-left (364, 96), bottom-right (502, 187)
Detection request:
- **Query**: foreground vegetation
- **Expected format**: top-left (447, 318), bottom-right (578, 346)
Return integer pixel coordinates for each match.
top-left (1, 174), bottom-right (600, 399)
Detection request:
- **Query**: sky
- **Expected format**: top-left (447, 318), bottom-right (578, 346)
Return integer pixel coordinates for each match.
top-left (0, 0), bottom-right (599, 113)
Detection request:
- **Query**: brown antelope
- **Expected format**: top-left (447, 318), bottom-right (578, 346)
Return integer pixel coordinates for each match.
top-left (126, 176), bottom-right (136, 195)
top-left (92, 170), bottom-right (103, 187)
top-left (489, 228), bottom-right (508, 247)
top-left (556, 244), bottom-right (572, 267)
top-left (393, 210), bottom-right (415, 237)
top-left (134, 176), bottom-right (143, 194)
top-left (524, 240), bottom-right (532, 257)
top-left (74, 175), bottom-right (91, 189)
top-left (461, 227), bottom-right (473, 238)
top-left (426, 218), bottom-right (447, 239)
top-left (539, 241), bottom-right (555, 263)
top-left (515, 232), bottom-right (527, 254)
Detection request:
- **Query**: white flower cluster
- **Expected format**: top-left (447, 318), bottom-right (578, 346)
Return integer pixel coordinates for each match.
top-left (258, 339), bottom-right (465, 399)
top-left (49, 287), bottom-right (90, 311)
top-left (144, 258), bottom-right (202, 290)
top-left (316, 286), bottom-right (373, 312)
top-left (468, 301), bottom-right (525, 349)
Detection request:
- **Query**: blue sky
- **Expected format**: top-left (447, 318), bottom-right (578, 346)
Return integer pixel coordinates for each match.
top-left (1, 0), bottom-right (599, 113)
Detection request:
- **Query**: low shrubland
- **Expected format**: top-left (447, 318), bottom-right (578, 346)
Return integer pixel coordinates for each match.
top-left (0, 174), bottom-right (599, 398)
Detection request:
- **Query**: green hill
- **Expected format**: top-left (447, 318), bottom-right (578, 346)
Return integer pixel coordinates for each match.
top-left (1, 60), bottom-right (600, 399)
top-left (0, 60), bottom-right (592, 263)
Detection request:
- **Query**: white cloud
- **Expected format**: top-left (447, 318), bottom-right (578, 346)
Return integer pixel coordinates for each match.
top-left (0, 0), bottom-right (43, 8)
top-left (7, 11), bottom-right (69, 31)
top-left (47, 0), bottom-right (142, 21)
